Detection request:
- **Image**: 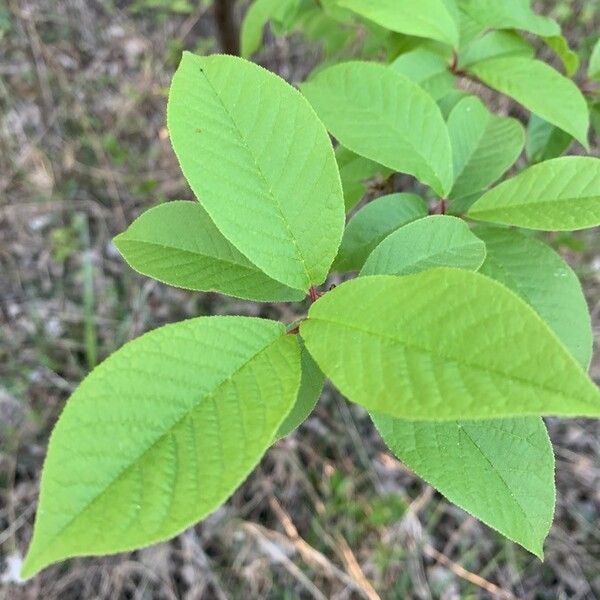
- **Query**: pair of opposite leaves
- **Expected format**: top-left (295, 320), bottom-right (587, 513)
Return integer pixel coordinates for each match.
top-left (21, 53), bottom-right (600, 577)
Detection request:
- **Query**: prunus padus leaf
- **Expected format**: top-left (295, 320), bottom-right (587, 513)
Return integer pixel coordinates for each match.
top-left (588, 38), bottom-right (600, 81)
top-left (526, 114), bottom-right (573, 163)
top-left (468, 157), bottom-right (600, 231)
top-left (168, 52), bottom-right (345, 292)
top-left (476, 226), bottom-right (592, 369)
top-left (114, 201), bottom-right (304, 302)
top-left (468, 57), bottom-right (589, 146)
top-left (338, 0), bottom-right (459, 47)
top-left (300, 62), bottom-right (454, 196)
top-left (336, 146), bottom-right (391, 212)
top-left (447, 96), bottom-right (524, 200)
top-left (391, 48), bottom-right (456, 100)
top-left (300, 270), bottom-right (600, 420)
top-left (275, 340), bottom-right (325, 440)
top-left (458, 31), bottom-right (534, 69)
top-left (361, 215), bottom-right (486, 277)
top-left (544, 35), bottom-right (579, 77)
top-left (333, 193), bottom-right (428, 272)
top-left (21, 317), bottom-right (301, 578)
top-left (457, 0), bottom-right (560, 37)
top-left (371, 414), bottom-right (555, 557)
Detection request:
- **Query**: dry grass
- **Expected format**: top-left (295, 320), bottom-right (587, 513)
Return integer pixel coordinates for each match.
top-left (1, 1), bottom-right (600, 598)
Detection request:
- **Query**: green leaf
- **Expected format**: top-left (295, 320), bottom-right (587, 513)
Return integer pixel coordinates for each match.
top-left (240, 0), bottom-right (280, 58)
top-left (300, 269), bottom-right (600, 420)
top-left (468, 57), bottom-right (589, 147)
top-left (588, 38), bottom-right (600, 81)
top-left (544, 35), bottom-right (579, 77)
top-left (437, 89), bottom-right (470, 119)
top-left (333, 193), bottom-right (428, 272)
top-left (476, 226), bottom-right (592, 369)
top-left (525, 114), bottom-right (573, 163)
top-left (337, 0), bottom-right (459, 47)
top-left (336, 146), bottom-right (391, 212)
top-left (391, 48), bottom-right (456, 100)
top-left (21, 317), bottom-right (301, 578)
top-left (114, 201), bottom-right (304, 302)
top-left (458, 30), bottom-right (534, 69)
top-left (275, 340), bottom-right (325, 439)
top-left (468, 157), bottom-right (600, 231)
top-left (361, 215), bottom-right (486, 276)
top-left (300, 62), bottom-right (454, 196)
top-left (372, 414), bottom-right (555, 557)
top-left (457, 0), bottom-right (560, 37)
top-left (168, 53), bottom-right (345, 292)
top-left (447, 96), bottom-right (524, 200)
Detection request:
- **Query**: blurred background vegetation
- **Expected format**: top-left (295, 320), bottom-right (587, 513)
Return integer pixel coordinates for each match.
top-left (1, 1), bottom-right (599, 598)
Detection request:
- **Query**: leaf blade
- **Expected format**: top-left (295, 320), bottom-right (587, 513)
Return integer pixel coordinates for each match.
top-left (301, 270), bottom-right (600, 420)
top-left (468, 156), bottom-right (600, 230)
top-left (22, 317), bottom-right (301, 578)
top-left (361, 215), bottom-right (486, 277)
top-left (167, 53), bottom-right (345, 291)
top-left (114, 201), bottom-right (305, 302)
top-left (300, 62), bottom-right (454, 196)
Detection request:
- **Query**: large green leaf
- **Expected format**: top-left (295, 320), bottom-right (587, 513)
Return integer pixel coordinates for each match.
top-left (476, 227), bottom-right (592, 369)
top-left (468, 157), bottom-right (600, 231)
top-left (21, 317), bottom-right (302, 578)
top-left (333, 193), bottom-right (428, 272)
top-left (338, 0), bottom-right (459, 47)
top-left (525, 114), bottom-right (573, 163)
top-left (447, 96), bottom-right (524, 200)
top-left (457, 0), bottom-right (560, 37)
top-left (168, 53), bottom-right (345, 292)
top-left (336, 146), bottom-right (391, 212)
top-left (275, 340), bottom-right (325, 440)
top-left (300, 270), bottom-right (600, 420)
top-left (361, 215), bottom-right (486, 277)
top-left (300, 62), bottom-right (454, 197)
top-left (372, 414), bottom-right (555, 557)
top-left (114, 201), bottom-right (304, 302)
top-left (391, 48), bottom-right (456, 100)
top-left (468, 57), bottom-right (589, 146)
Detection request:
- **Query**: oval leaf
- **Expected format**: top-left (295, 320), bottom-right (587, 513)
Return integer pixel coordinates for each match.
top-left (361, 215), bottom-right (486, 276)
top-left (300, 62), bottom-right (454, 197)
top-left (526, 114), bottom-right (573, 163)
top-left (338, 0), bottom-right (459, 47)
top-left (21, 317), bottom-right (301, 578)
top-left (334, 193), bottom-right (428, 272)
top-left (168, 52), bottom-right (345, 291)
top-left (372, 414), bottom-right (555, 558)
top-left (468, 156), bottom-right (600, 231)
top-left (114, 201), bottom-right (304, 302)
top-left (476, 226), bottom-right (592, 369)
top-left (468, 57), bottom-right (589, 147)
top-left (300, 270), bottom-right (600, 420)
top-left (447, 96), bottom-right (524, 200)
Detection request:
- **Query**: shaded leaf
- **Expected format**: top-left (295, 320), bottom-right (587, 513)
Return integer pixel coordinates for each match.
top-left (301, 62), bottom-right (453, 196)
top-left (114, 201), bottom-right (304, 302)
